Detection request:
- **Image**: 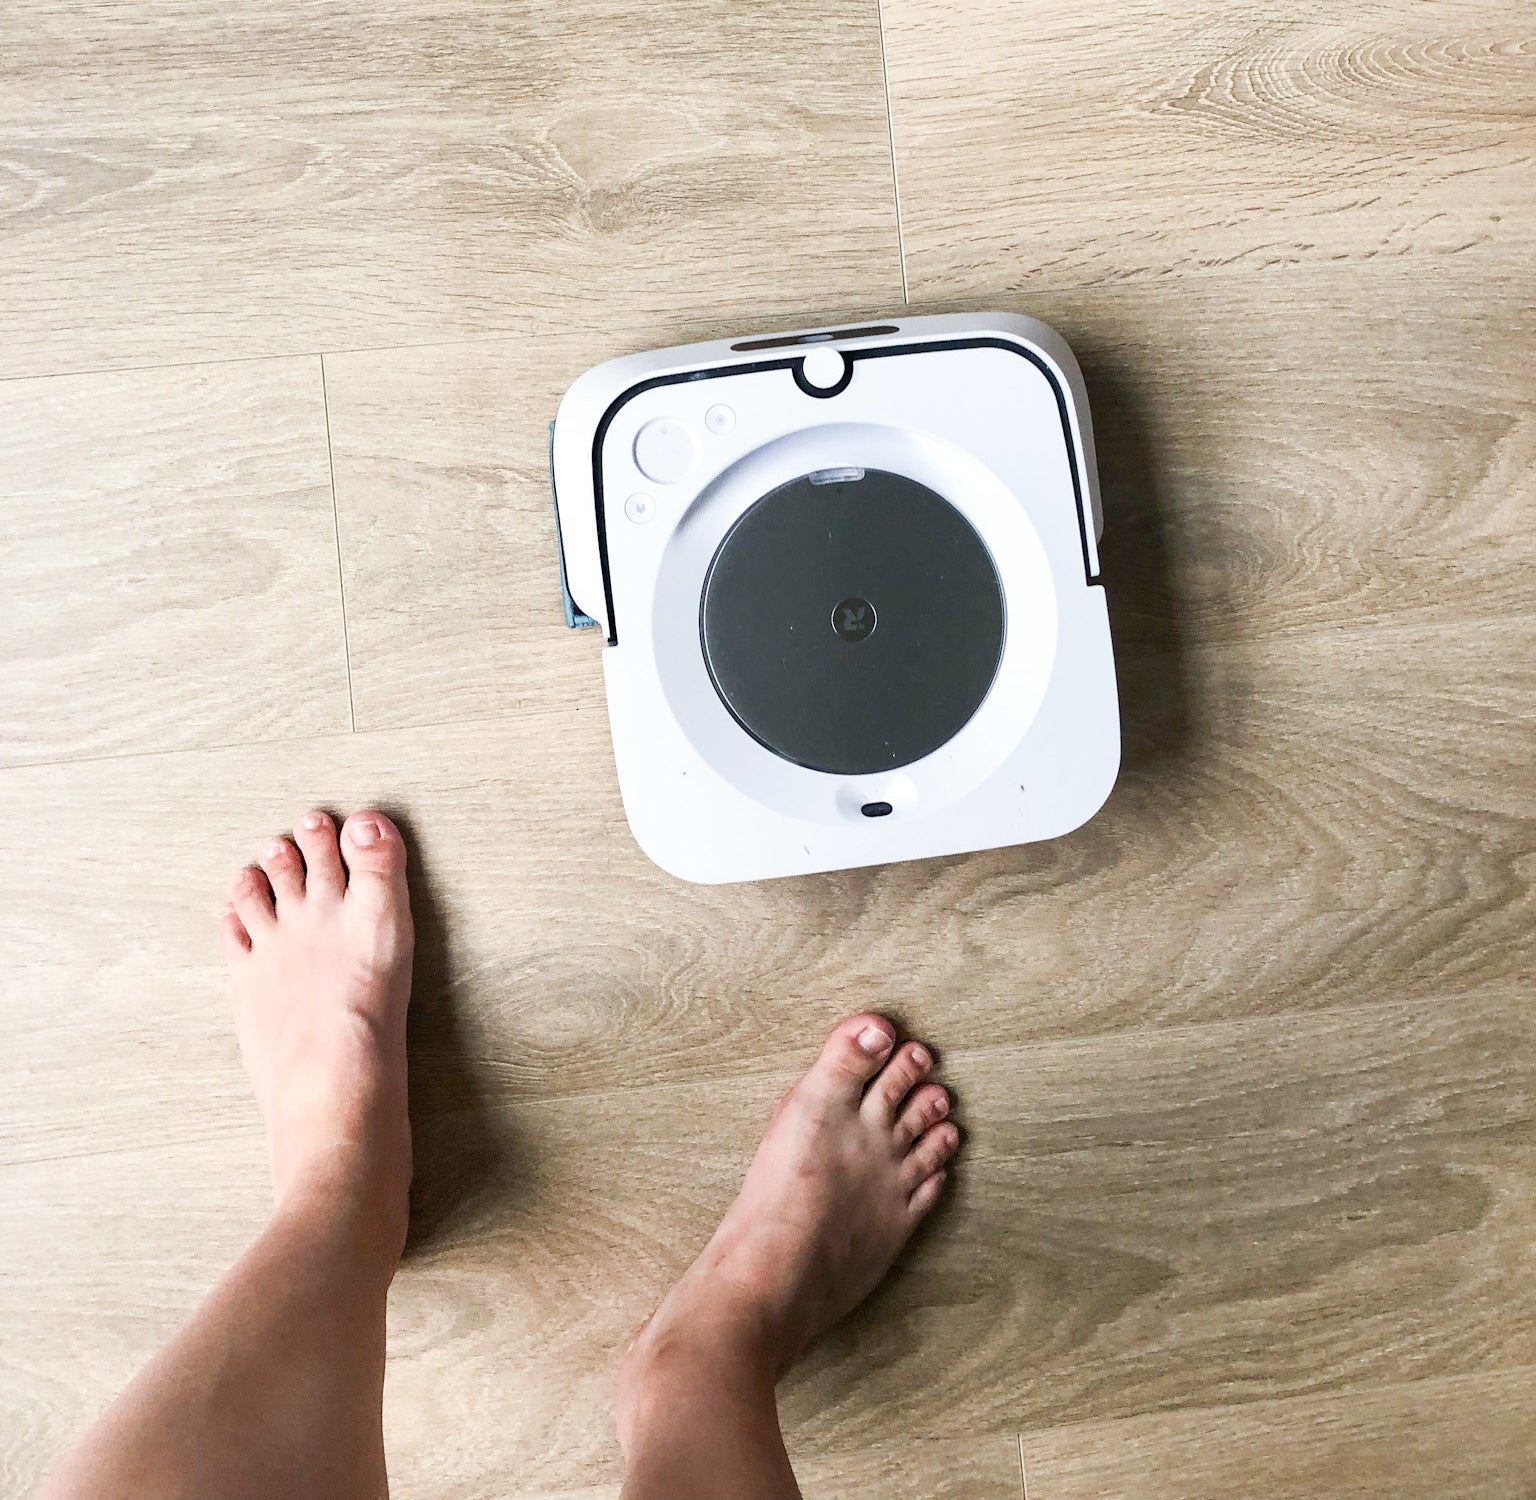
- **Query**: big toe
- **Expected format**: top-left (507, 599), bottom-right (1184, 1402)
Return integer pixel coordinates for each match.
top-left (801, 1013), bottom-right (896, 1105)
top-left (339, 811), bottom-right (411, 916)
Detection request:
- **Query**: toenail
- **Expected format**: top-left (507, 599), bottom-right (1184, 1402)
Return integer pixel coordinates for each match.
top-left (909, 1044), bottom-right (930, 1070)
top-left (301, 812), bottom-right (324, 830)
top-left (858, 1024), bottom-right (893, 1056)
top-left (349, 818), bottom-right (380, 846)
top-left (933, 1093), bottom-right (948, 1116)
top-left (265, 840), bottom-right (288, 861)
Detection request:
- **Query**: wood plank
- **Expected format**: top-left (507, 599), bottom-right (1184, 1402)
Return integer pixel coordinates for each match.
top-left (320, 260), bottom-right (1534, 738)
top-left (1021, 1369), bottom-right (1536, 1499)
top-left (0, 1130), bottom-right (1022, 1496)
top-left (446, 1438), bottom-right (1024, 1500)
top-left (1027, 266), bottom-right (1534, 644)
top-left (0, 358), bottom-right (351, 768)
top-left (3, 990), bottom-right (1530, 1493)
top-left (0, 597), bottom-right (1530, 1167)
top-left (368, 990), bottom-right (1536, 1469)
top-left (881, 0), bottom-right (1536, 296)
top-left (890, 1000), bottom-right (1536, 1436)
top-left (322, 328), bottom-right (617, 735)
top-left (0, 0), bottom-right (902, 378)
top-left (792, 1437), bottom-right (1023, 1500)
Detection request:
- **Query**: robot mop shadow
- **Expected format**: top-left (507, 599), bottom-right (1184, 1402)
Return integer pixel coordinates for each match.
top-left (385, 811), bottom-right (524, 1258)
top-left (1073, 347), bottom-right (1196, 772)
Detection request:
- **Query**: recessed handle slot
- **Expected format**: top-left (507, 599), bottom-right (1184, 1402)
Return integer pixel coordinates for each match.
top-left (730, 324), bottom-right (899, 352)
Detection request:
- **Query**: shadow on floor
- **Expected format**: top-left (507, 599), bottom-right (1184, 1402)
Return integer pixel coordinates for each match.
top-left (384, 809), bottom-right (520, 1258)
top-left (1072, 343), bottom-right (1198, 773)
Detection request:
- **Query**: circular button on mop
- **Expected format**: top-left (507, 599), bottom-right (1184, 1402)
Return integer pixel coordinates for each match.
top-left (624, 492), bottom-right (656, 525)
top-left (633, 418), bottom-right (698, 484)
top-left (799, 346), bottom-right (847, 391)
top-left (705, 404), bottom-right (736, 434)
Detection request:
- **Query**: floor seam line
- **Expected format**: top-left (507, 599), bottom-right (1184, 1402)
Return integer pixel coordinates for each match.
top-left (0, 694), bottom-right (597, 774)
top-left (0, 349), bottom-right (313, 385)
top-left (873, 0), bottom-right (910, 303)
top-left (1018, 1431), bottom-right (1030, 1500)
top-left (318, 353), bottom-right (358, 733)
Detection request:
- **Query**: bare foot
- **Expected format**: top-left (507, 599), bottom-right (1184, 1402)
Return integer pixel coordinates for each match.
top-left (221, 810), bottom-right (414, 1255)
top-left (617, 1014), bottom-right (959, 1447)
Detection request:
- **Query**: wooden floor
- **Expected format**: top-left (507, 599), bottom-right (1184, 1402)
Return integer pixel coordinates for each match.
top-left (2, 0), bottom-right (1533, 1495)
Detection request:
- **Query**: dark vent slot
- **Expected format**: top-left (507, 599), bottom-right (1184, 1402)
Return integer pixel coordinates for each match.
top-left (860, 801), bottom-right (894, 818)
top-left (730, 325), bottom-right (900, 353)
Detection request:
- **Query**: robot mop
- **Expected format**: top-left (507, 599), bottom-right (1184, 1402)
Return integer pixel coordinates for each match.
top-left (550, 313), bottom-right (1120, 883)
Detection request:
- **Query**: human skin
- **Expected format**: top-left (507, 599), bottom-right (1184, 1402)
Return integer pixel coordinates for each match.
top-left (36, 810), bottom-right (959, 1500)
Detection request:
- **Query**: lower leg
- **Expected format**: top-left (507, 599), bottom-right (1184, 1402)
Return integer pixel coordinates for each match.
top-left (617, 1015), bottom-right (961, 1500)
top-left (39, 811), bottom-right (414, 1500)
top-left (41, 1169), bottom-right (400, 1500)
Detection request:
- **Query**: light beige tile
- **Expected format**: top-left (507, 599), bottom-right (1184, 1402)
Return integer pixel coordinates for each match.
top-left (882, 0), bottom-right (1535, 297)
top-left (0, 358), bottom-right (351, 767)
top-left (1021, 1369), bottom-right (1536, 1500)
top-left (0, 0), bottom-right (901, 378)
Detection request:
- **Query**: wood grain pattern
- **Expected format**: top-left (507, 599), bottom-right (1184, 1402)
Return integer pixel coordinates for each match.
top-left (472, 1436), bottom-right (1024, 1500)
top-left (0, 358), bottom-right (351, 767)
top-left (0, 592), bottom-right (1529, 1170)
top-left (880, 0), bottom-right (1536, 296)
top-left (792, 1437), bottom-right (1024, 1500)
top-left (0, 0), bottom-right (901, 379)
top-left (1029, 265), bottom-right (1535, 644)
top-left (4, 0), bottom-right (1534, 1492)
top-left (325, 992), bottom-right (1536, 1474)
top-left (3, 981), bottom-right (1530, 1493)
top-left (1021, 1368), bottom-right (1536, 1500)
top-left (321, 324), bottom-right (642, 734)
top-left (320, 257), bottom-right (1535, 732)
top-left (1, 1120), bottom-right (1026, 1496)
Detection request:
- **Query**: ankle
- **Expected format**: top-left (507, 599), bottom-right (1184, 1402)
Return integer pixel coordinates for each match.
top-left (275, 1139), bottom-right (411, 1273)
top-left (617, 1304), bottom-right (777, 1462)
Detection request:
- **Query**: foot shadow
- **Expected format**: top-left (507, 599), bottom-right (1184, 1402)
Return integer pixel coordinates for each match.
top-left (1073, 344), bottom-right (1199, 772)
top-left (380, 809), bottom-right (519, 1258)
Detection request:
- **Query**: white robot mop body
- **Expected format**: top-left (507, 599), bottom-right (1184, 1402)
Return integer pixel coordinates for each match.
top-left (551, 312), bottom-right (1120, 884)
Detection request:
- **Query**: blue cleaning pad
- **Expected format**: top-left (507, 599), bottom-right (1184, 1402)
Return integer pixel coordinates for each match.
top-left (550, 421), bottom-right (598, 629)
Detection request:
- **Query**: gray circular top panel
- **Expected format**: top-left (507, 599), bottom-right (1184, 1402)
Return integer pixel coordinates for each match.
top-left (699, 468), bottom-right (1004, 775)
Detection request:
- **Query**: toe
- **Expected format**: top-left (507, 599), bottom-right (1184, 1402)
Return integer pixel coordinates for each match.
top-left (893, 1082), bottom-right (949, 1150)
top-left (800, 1013), bottom-right (896, 1105)
top-left (862, 1039), bottom-right (933, 1126)
top-left (230, 865), bottom-right (276, 933)
top-left (901, 1120), bottom-right (961, 1193)
top-left (293, 810), bottom-right (346, 899)
top-left (219, 905), bottom-right (251, 959)
top-left (259, 836), bottom-right (305, 907)
top-left (907, 1168), bottom-right (948, 1223)
top-left (339, 811), bottom-right (409, 909)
